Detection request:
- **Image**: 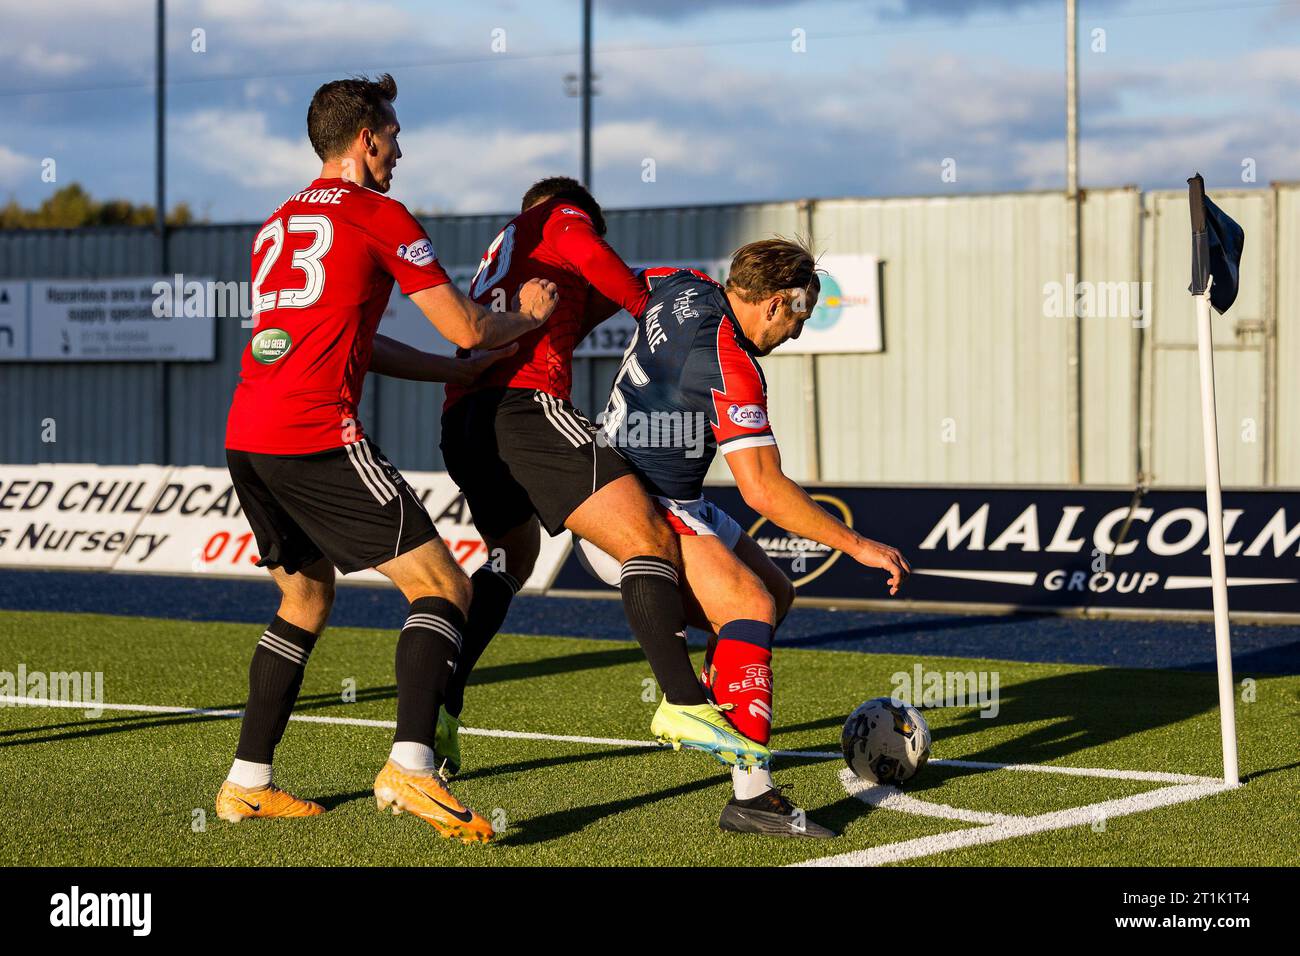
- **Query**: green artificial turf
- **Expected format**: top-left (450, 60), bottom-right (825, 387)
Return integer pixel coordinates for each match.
top-left (0, 611), bottom-right (1295, 866)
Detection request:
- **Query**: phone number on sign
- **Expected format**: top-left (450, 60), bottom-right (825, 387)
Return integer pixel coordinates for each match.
top-left (196, 531), bottom-right (489, 569)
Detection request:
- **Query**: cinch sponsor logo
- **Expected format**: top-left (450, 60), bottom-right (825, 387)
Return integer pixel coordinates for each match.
top-left (728, 403), bottom-right (767, 429)
top-left (49, 886), bottom-right (151, 936)
top-left (396, 239), bottom-right (435, 266)
top-left (749, 494), bottom-right (852, 586)
top-left (250, 328), bottom-right (291, 364)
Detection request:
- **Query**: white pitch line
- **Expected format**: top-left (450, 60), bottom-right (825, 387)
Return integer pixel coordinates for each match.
top-left (843, 772), bottom-right (1017, 824)
top-left (931, 758), bottom-right (1221, 786)
top-left (0, 695), bottom-right (1220, 785)
top-left (792, 769), bottom-right (1233, 867)
top-left (0, 695), bottom-right (806, 755)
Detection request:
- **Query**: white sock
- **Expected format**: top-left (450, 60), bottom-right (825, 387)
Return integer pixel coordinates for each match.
top-left (389, 742), bottom-right (436, 774)
top-left (227, 758), bottom-right (272, 789)
top-left (732, 764), bottom-right (775, 800)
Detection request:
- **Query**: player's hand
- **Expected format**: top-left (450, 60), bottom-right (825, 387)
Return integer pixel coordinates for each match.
top-left (448, 342), bottom-right (518, 385)
top-left (854, 538), bottom-right (911, 596)
top-left (515, 278), bottom-right (559, 322)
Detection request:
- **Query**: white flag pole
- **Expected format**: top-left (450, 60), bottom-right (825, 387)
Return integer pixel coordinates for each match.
top-left (1193, 272), bottom-right (1240, 787)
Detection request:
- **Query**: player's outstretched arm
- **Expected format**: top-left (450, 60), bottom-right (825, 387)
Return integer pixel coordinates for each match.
top-left (726, 443), bottom-right (912, 596)
top-left (368, 335), bottom-right (518, 385)
top-left (550, 221), bottom-right (650, 319)
top-left (408, 278), bottom-right (557, 350)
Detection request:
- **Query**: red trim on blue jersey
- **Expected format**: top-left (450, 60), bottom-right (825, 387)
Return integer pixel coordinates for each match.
top-left (708, 315), bottom-right (776, 450)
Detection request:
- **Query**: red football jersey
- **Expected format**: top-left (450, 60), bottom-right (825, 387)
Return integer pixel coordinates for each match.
top-left (226, 178), bottom-right (450, 454)
top-left (443, 197), bottom-right (648, 407)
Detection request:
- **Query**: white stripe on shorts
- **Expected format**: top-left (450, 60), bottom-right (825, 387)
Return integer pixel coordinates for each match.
top-left (534, 391), bottom-right (591, 447)
top-left (358, 439), bottom-right (398, 498)
top-left (345, 440), bottom-right (393, 505)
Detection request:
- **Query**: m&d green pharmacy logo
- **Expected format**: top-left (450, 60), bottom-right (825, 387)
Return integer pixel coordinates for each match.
top-left (251, 328), bottom-right (292, 364)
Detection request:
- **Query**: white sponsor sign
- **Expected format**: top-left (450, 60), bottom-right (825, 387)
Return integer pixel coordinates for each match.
top-left (0, 465), bottom-right (567, 592)
top-left (378, 255), bottom-right (883, 359)
top-left (0, 282), bottom-right (29, 359)
top-left (574, 255), bottom-right (882, 357)
top-left (0, 277), bottom-right (216, 362)
top-left (0, 465), bottom-right (173, 569)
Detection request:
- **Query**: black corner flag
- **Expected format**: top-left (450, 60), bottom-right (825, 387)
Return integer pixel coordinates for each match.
top-left (1188, 173), bottom-right (1245, 314)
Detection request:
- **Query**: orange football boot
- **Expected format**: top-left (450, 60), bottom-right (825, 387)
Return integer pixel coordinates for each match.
top-left (215, 780), bottom-right (324, 822)
top-left (373, 760), bottom-right (494, 844)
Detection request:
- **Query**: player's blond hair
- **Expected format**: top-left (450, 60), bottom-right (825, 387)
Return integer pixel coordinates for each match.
top-left (726, 237), bottom-right (821, 318)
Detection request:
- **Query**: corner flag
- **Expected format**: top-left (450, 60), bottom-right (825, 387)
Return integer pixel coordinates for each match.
top-left (1187, 173), bottom-right (1243, 787)
top-left (1188, 173), bottom-right (1244, 314)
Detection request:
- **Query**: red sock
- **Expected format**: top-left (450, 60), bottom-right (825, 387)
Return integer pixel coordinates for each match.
top-left (710, 620), bottom-right (774, 745)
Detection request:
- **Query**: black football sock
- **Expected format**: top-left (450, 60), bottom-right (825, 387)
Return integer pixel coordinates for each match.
top-left (443, 567), bottom-right (520, 718)
top-left (393, 597), bottom-right (465, 749)
top-left (619, 556), bottom-right (708, 705)
top-left (235, 616), bottom-right (319, 764)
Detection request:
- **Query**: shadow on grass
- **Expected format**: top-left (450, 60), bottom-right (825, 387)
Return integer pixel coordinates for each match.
top-left (0, 709), bottom-right (239, 748)
top-left (0, 645), bottom-right (646, 749)
top-left (455, 744), bottom-right (652, 782)
top-left (498, 771), bottom-right (722, 847)
top-left (463, 645), bottom-right (647, 690)
top-left (315, 789), bottom-right (376, 812)
top-left (891, 667), bottom-right (1241, 793)
top-left (1241, 760), bottom-right (1300, 784)
top-left (1, 645), bottom-right (1262, 790)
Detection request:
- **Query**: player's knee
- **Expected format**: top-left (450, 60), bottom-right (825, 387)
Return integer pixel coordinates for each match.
top-left (636, 516), bottom-right (678, 564)
top-left (280, 581), bottom-right (333, 632)
top-left (406, 567), bottom-right (471, 615)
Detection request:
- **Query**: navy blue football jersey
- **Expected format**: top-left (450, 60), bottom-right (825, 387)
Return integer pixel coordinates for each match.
top-left (598, 268), bottom-right (776, 499)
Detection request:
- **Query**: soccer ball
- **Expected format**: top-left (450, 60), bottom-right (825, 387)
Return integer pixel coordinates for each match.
top-left (841, 697), bottom-right (932, 785)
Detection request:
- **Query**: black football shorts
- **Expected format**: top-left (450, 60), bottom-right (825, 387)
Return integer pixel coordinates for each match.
top-left (226, 437), bottom-right (440, 575)
top-left (440, 386), bottom-right (634, 539)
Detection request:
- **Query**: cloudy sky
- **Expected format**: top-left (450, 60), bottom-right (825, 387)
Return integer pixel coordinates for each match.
top-left (2, 0), bottom-right (1299, 221)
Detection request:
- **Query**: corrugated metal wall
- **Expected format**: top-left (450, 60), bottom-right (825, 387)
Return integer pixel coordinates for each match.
top-left (811, 188), bottom-right (1141, 485)
top-left (1142, 189), bottom-right (1275, 487)
top-left (1274, 184), bottom-right (1300, 487)
top-left (1, 188), bottom-right (1293, 487)
top-left (0, 227), bottom-right (166, 465)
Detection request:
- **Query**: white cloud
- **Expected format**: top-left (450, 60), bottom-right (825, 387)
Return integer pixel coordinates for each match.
top-left (594, 119), bottom-right (732, 172)
top-left (0, 144), bottom-right (36, 187)
top-left (174, 108), bottom-right (317, 191)
top-left (14, 45), bottom-right (91, 79)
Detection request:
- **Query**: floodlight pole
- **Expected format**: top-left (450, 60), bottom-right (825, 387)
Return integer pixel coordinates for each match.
top-left (581, 0), bottom-right (593, 189)
top-left (155, 0), bottom-right (170, 466)
top-left (1064, 0), bottom-right (1083, 484)
top-left (1193, 272), bottom-right (1240, 787)
top-left (156, 0), bottom-right (167, 272)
